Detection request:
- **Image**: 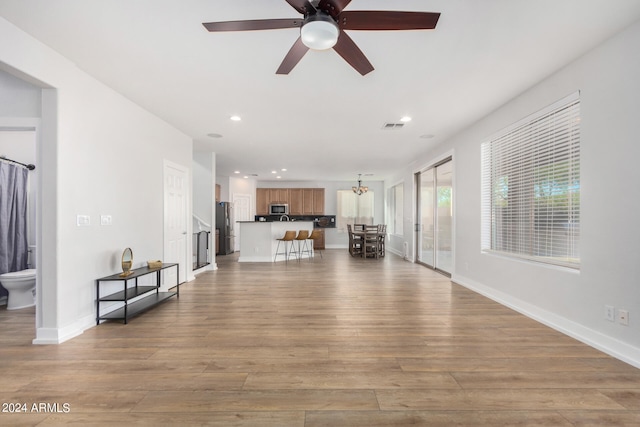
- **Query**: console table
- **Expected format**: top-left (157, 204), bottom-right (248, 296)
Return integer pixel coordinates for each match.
top-left (96, 263), bottom-right (179, 324)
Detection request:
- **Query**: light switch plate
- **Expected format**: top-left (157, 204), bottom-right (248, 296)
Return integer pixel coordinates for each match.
top-left (76, 215), bottom-right (91, 226)
top-left (100, 215), bottom-right (112, 226)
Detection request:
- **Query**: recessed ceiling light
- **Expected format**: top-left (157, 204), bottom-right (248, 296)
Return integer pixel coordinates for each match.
top-left (420, 134), bottom-right (435, 139)
top-left (230, 115), bottom-right (241, 121)
top-left (271, 170), bottom-right (277, 174)
top-left (281, 168), bottom-right (287, 172)
top-left (243, 175), bottom-right (249, 179)
top-left (400, 116), bottom-right (412, 122)
top-left (234, 170), bottom-right (240, 174)
top-left (276, 176), bottom-right (281, 179)
top-left (207, 133), bottom-right (223, 138)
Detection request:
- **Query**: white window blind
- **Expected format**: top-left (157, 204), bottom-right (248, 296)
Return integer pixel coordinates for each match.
top-left (481, 93), bottom-right (580, 269)
top-left (336, 190), bottom-right (374, 232)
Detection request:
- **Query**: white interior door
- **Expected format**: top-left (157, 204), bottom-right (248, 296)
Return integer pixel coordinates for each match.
top-left (164, 161), bottom-right (188, 285)
top-left (232, 193), bottom-right (251, 252)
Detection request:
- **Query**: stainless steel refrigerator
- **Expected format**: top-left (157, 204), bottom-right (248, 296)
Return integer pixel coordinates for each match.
top-left (216, 202), bottom-right (235, 255)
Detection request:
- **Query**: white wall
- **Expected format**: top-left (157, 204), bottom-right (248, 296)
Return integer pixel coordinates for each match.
top-left (0, 68), bottom-right (40, 116)
top-left (193, 151), bottom-right (216, 270)
top-left (1, 17), bottom-right (193, 343)
top-left (389, 19), bottom-right (640, 366)
top-left (193, 152), bottom-right (214, 226)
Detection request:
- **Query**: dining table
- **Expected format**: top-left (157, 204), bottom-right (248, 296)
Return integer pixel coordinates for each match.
top-left (350, 229), bottom-right (385, 258)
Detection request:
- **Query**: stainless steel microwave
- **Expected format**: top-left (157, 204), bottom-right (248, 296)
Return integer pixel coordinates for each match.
top-left (269, 204), bottom-right (289, 215)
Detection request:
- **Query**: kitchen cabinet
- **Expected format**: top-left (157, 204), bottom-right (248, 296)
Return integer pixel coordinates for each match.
top-left (289, 188), bottom-right (303, 215)
top-left (256, 188), bottom-right (325, 215)
top-left (300, 189), bottom-right (314, 214)
top-left (312, 188), bottom-right (325, 214)
top-left (313, 229), bottom-right (325, 250)
top-left (269, 188), bottom-right (289, 204)
top-left (256, 188), bottom-right (269, 215)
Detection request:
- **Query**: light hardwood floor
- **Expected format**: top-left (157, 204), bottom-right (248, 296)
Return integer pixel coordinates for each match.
top-left (1, 250), bottom-right (639, 426)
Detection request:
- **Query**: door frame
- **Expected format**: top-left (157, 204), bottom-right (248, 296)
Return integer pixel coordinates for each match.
top-left (415, 155), bottom-right (454, 277)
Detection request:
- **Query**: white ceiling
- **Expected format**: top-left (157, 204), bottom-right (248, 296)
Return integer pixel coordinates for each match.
top-left (2, 0), bottom-right (640, 182)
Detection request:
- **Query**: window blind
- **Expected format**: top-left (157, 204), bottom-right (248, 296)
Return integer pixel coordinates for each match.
top-left (336, 190), bottom-right (374, 232)
top-left (481, 93), bottom-right (581, 269)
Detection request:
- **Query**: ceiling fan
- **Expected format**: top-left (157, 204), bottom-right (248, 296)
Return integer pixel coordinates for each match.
top-left (202, 0), bottom-right (440, 76)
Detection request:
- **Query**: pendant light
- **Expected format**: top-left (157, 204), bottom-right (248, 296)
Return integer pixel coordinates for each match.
top-left (352, 174), bottom-right (368, 195)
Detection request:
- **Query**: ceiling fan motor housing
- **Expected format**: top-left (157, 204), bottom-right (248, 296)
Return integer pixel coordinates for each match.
top-left (301, 12), bottom-right (340, 50)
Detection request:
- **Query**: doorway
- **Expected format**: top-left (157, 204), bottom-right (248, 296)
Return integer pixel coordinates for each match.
top-left (416, 157), bottom-right (453, 276)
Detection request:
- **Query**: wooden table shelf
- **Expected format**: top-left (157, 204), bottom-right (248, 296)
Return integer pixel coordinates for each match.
top-left (96, 263), bottom-right (179, 324)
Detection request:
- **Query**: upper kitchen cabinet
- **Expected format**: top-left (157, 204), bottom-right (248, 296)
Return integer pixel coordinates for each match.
top-left (289, 189), bottom-right (303, 215)
top-left (312, 188), bottom-right (325, 215)
top-left (290, 188), bottom-right (325, 215)
top-left (256, 187), bottom-right (325, 215)
top-left (269, 188), bottom-right (289, 204)
top-left (256, 188), bottom-right (269, 215)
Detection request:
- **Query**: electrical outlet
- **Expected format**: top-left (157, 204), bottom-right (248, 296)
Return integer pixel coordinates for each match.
top-left (618, 309), bottom-right (629, 326)
top-left (604, 305), bottom-right (615, 322)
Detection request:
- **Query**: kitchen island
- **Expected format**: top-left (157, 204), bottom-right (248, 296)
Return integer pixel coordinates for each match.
top-left (238, 221), bottom-right (315, 262)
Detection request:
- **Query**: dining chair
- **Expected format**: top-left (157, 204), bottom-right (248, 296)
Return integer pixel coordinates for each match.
top-left (347, 224), bottom-right (362, 256)
top-left (362, 228), bottom-right (380, 259)
top-left (377, 224), bottom-right (387, 257)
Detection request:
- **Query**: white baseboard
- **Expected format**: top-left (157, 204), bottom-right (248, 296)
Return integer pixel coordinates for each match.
top-left (452, 273), bottom-right (640, 369)
top-left (33, 313), bottom-right (94, 345)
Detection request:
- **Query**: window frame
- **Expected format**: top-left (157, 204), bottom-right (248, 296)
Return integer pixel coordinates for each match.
top-left (336, 189), bottom-right (375, 233)
top-left (386, 182), bottom-right (404, 236)
top-left (481, 92), bottom-right (581, 269)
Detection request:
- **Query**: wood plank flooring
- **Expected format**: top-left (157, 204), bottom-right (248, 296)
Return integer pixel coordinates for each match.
top-left (1, 250), bottom-right (639, 426)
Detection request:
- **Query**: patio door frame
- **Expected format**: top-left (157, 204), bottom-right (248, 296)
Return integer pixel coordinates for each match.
top-left (415, 156), bottom-right (453, 276)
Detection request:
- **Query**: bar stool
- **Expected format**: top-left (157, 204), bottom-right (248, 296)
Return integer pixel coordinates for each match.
top-left (274, 230), bottom-right (297, 262)
top-left (294, 230), bottom-right (312, 261)
top-left (308, 229), bottom-right (323, 258)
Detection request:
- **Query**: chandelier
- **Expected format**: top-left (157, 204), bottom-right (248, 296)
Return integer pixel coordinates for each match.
top-left (352, 174), bottom-right (368, 195)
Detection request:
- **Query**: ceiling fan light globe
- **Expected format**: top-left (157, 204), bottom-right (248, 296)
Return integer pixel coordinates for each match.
top-left (301, 19), bottom-right (339, 50)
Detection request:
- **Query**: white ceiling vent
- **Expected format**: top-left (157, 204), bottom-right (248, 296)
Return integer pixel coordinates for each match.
top-left (382, 122), bottom-right (405, 130)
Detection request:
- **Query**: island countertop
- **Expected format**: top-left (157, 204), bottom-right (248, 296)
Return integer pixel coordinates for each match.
top-left (238, 221), bottom-right (315, 262)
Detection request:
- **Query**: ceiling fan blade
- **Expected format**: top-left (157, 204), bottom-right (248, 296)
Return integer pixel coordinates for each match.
top-left (339, 11), bottom-right (441, 31)
top-left (285, 0), bottom-right (316, 15)
top-left (203, 19), bottom-right (302, 32)
top-left (333, 30), bottom-right (374, 76)
top-left (276, 37), bottom-right (310, 74)
top-left (317, 0), bottom-right (352, 18)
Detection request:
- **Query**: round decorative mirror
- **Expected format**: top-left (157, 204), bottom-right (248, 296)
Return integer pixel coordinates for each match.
top-left (119, 247), bottom-right (133, 277)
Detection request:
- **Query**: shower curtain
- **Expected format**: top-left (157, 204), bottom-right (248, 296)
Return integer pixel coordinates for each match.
top-left (0, 161), bottom-right (29, 299)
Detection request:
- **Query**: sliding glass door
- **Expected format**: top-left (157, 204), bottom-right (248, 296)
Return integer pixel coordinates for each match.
top-left (416, 158), bottom-right (453, 275)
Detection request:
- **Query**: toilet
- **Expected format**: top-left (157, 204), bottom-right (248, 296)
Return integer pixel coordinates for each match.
top-left (0, 269), bottom-right (36, 310)
top-left (0, 246), bottom-right (37, 310)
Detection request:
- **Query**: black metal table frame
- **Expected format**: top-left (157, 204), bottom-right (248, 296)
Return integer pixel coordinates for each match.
top-left (95, 263), bottom-right (179, 324)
